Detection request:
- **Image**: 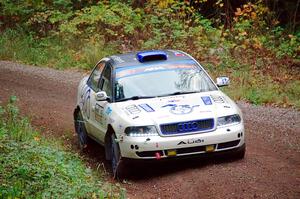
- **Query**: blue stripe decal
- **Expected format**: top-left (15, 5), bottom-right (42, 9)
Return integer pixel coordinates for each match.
top-left (139, 104), bottom-right (155, 112)
top-left (115, 59), bottom-right (196, 72)
top-left (116, 68), bottom-right (195, 80)
top-left (201, 96), bottom-right (212, 105)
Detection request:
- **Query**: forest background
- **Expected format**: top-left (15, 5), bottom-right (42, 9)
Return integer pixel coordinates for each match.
top-left (0, 0), bottom-right (299, 108)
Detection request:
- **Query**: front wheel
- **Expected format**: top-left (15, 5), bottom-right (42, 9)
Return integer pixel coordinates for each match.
top-left (110, 133), bottom-right (122, 179)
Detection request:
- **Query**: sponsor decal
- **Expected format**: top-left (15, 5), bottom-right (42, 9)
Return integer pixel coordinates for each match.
top-left (105, 107), bottom-right (112, 115)
top-left (201, 96), bottom-right (212, 105)
top-left (111, 55), bottom-right (125, 63)
top-left (177, 139), bottom-right (204, 145)
top-left (144, 66), bottom-right (165, 72)
top-left (115, 60), bottom-right (196, 79)
top-left (169, 50), bottom-right (185, 57)
top-left (168, 99), bottom-right (181, 103)
top-left (125, 105), bottom-right (141, 114)
top-left (175, 52), bottom-right (185, 56)
top-left (132, 116), bottom-right (139, 120)
top-left (139, 104), bottom-right (155, 112)
top-left (199, 110), bottom-right (212, 113)
top-left (211, 95), bottom-right (226, 103)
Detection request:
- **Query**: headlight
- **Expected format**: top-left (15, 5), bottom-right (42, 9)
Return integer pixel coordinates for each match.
top-left (217, 114), bottom-right (241, 127)
top-left (125, 126), bottom-right (158, 137)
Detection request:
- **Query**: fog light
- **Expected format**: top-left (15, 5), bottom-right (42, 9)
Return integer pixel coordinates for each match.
top-left (167, 150), bottom-right (177, 156)
top-left (205, 145), bottom-right (215, 152)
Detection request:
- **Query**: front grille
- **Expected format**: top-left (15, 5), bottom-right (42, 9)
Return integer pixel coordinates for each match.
top-left (160, 118), bottom-right (214, 135)
top-left (136, 151), bottom-right (163, 158)
top-left (217, 140), bottom-right (240, 149)
top-left (175, 145), bottom-right (206, 154)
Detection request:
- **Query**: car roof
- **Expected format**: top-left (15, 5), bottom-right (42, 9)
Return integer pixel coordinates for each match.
top-left (108, 50), bottom-right (195, 68)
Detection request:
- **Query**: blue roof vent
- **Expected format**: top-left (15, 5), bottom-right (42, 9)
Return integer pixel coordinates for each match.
top-left (137, 51), bottom-right (167, 62)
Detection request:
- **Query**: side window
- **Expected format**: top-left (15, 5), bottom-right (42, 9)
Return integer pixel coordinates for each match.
top-left (99, 65), bottom-right (112, 97)
top-left (87, 62), bottom-right (105, 91)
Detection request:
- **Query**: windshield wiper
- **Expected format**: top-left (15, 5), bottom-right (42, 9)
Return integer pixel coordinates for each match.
top-left (159, 91), bottom-right (199, 97)
top-left (116, 95), bottom-right (156, 102)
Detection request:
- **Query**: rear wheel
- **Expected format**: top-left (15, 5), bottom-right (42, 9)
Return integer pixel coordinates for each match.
top-left (74, 111), bottom-right (89, 151)
top-left (110, 133), bottom-right (122, 179)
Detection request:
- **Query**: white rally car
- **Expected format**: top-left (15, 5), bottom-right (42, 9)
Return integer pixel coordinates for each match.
top-left (74, 50), bottom-right (245, 177)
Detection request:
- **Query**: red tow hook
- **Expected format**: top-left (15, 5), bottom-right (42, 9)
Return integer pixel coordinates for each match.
top-left (155, 152), bottom-right (161, 160)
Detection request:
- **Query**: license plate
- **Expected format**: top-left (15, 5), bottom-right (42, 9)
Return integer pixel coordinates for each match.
top-left (205, 145), bottom-right (215, 152)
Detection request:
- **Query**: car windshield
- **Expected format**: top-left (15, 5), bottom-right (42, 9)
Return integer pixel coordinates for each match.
top-left (114, 61), bottom-right (217, 101)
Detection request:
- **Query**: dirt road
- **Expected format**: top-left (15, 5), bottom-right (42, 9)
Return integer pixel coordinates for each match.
top-left (0, 61), bottom-right (299, 199)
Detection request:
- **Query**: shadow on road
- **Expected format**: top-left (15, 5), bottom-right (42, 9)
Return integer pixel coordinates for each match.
top-left (80, 138), bottom-right (243, 181)
top-left (121, 155), bottom-right (241, 181)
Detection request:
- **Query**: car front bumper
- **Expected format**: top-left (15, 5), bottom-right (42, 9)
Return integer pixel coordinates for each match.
top-left (119, 123), bottom-right (245, 159)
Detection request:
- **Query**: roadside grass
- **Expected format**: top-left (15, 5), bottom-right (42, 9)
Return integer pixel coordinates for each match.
top-left (224, 72), bottom-right (300, 109)
top-left (223, 72), bottom-right (292, 106)
top-left (0, 29), bottom-right (118, 70)
top-left (0, 96), bottom-right (125, 198)
top-left (204, 49), bottom-right (300, 109)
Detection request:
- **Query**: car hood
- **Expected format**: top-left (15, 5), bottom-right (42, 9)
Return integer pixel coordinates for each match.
top-left (114, 90), bottom-right (240, 126)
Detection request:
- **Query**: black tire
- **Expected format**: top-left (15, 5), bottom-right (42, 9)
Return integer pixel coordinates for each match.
top-left (110, 133), bottom-right (122, 179)
top-left (74, 111), bottom-right (89, 151)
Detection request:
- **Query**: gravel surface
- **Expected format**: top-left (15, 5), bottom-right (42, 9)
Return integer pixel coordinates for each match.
top-left (0, 61), bottom-right (299, 199)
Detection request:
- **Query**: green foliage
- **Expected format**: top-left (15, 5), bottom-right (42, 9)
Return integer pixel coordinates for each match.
top-left (220, 68), bottom-right (300, 108)
top-left (0, 96), bottom-right (37, 141)
top-left (0, 1), bottom-right (299, 107)
top-left (58, 2), bottom-right (143, 40)
top-left (0, 97), bottom-right (125, 198)
top-left (276, 35), bottom-right (300, 58)
top-left (284, 80), bottom-right (300, 108)
top-left (0, 29), bottom-right (118, 69)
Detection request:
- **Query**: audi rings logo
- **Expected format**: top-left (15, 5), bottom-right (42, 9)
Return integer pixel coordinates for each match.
top-left (177, 121), bottom-right (198, 132)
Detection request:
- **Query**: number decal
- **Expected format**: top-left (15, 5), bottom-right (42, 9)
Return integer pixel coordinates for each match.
top-left (81, 88), bottom-right (91, 119)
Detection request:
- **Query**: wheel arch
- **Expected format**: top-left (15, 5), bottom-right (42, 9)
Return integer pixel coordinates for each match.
top-left (105, 124), bottom-right (116, 160)
top-left (73, 106), bottom-right (81, 131)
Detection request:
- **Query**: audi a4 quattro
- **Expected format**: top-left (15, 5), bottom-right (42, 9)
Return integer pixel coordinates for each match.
top-left (74, 50), bottom-right (245, 177)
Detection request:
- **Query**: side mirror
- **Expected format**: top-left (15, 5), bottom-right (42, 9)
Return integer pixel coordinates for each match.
top-left (216, 76), bottom-right (230, 87)
top-left (95, 91), bottom-right (108, 101)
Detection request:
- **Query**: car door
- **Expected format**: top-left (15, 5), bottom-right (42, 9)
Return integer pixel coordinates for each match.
top-left (83, 61), bottom-right (106, 141)
top-left (88, 63), bottom-right (113, 144)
